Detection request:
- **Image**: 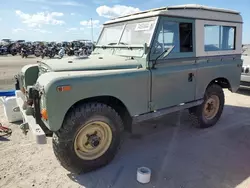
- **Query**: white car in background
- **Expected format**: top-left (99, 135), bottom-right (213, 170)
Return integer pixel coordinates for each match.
top-left (240, 47), bottom-right (250, 89)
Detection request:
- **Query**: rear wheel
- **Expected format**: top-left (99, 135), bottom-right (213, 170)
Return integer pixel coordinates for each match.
top-left (52, 103), bottom-right (124, 174)
top-left (189, 84), bottom-right (225, 128)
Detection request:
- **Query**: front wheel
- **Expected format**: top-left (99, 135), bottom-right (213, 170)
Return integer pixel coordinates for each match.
top-left (189, 84), bottom-right (225, 128)
top-left (52, 103), bottom-right (124, 174)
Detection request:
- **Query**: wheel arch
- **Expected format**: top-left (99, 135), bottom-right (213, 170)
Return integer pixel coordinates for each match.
top-left (207, 77), bottom-right (232, 91)
top-left (64, 96), bottom-right (133, 132)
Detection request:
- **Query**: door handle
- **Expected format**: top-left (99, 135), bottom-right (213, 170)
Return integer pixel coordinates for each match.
top-left (188, 73), bottom-right (194, 82)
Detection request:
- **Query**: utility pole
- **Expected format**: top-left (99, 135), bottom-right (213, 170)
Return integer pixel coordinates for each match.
top-left (91, 18), bottom-right (94, 43)
top-left (91, 18), bottom-right (94, 52)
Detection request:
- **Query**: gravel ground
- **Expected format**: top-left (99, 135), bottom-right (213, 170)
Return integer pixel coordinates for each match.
top-left (1, 55), bottom-right (250, 188)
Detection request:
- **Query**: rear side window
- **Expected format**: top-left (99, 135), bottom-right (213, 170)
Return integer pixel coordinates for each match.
top-left (204, 25), bottom-right (236, 51)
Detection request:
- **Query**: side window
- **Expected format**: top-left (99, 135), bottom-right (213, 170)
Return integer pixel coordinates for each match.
top-left (152, 21), bottom-right (179, 54)
top-left (151, 20), bottom-right (193, 56)
top-left (179, 23), bottom-right (193, 52)
top-left (204, 25), bottom-right (236, 51)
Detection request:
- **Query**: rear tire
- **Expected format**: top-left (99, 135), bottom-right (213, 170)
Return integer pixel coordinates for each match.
top-left (189, 84), bottom-right (225, 128)
top-left (52, 103), bottom-right (124, 174)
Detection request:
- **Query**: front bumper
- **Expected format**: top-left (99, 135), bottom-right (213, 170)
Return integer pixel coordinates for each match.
top-left (15, 90), bottom-right (47, 144)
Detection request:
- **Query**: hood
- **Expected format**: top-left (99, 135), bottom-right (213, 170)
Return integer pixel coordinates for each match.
top-left (39, 54), bottom-right (141, 72)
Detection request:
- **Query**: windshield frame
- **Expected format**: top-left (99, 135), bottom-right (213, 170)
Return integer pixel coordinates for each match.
top-left (96, 16), bottom-right (159, 47)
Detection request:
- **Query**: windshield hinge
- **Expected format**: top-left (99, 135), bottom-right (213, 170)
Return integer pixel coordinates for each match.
top-left (148, 61), bottom-right (156, 69)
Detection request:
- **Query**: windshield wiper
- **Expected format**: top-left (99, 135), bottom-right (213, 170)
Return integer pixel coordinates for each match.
top-left (119, 42), bottom-right (128, 45)
top-left (107, 42), bottom-right (128, 45)
top-left (107, 43), bottom-right (117, 45)
top-left (155, 46), bottom-right (175, 61)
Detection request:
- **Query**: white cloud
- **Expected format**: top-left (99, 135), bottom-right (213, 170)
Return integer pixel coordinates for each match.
top-left (12, 28), bottom-right (51, 34)
top-left (96, 5), bottom-right (140, 18)
top-left (66, 27), bottom-right (85, 32)
top-left (23, 0), bottom-right (85, 7)
top-left (12, 28), bottom-right (25, 33)
top-left (70, 13), bottom-right (82, 16)
top-left (15, 10), bottom-right (65, 27)
top-left (80, 19), bottom-right (100, 28)
top-left (32, 28), bottom-right (52, 33)
top-left (0, 18), bottom-right (2, 21)
top-left (66, 27), bottom-right (78, 32)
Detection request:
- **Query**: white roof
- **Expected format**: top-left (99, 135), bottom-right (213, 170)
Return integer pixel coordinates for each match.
top-left (104, 4), bottom-right (242, 25)
top-left (167, 4), bottom-right (239, 14)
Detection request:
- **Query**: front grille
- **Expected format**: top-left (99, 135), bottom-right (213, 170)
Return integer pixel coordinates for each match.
top-left (240, 81), bottom-right (250, 87)
top-left (32, 89), bottom-right (42, 123)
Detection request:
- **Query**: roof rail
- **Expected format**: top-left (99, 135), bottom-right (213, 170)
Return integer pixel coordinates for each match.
top-left (110, 6), bottom-right (167, 20)
top-left (110, 4), bottom-right (240, 21)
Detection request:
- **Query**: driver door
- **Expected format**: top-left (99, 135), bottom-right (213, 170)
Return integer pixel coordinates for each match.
top-left (150, 17), bottom-right (197, 110)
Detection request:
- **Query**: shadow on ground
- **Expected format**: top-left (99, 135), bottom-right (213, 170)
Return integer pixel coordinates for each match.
top-left (67, 104), bottom-right (250, 188)
top-left (0, 135), bottom-right (10, 141)
top-left (236, 88), bottom-right (250, 96)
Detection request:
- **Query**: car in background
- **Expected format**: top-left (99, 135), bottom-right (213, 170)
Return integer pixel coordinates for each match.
top-left (240, 45), bottom-right (250, 89)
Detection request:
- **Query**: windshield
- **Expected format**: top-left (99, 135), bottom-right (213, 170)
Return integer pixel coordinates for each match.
top-left (97, 17), bottom-right (157, 46)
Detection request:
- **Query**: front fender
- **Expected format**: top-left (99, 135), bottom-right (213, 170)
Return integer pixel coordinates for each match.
top-left (38, 69), bottom-right (150, 131)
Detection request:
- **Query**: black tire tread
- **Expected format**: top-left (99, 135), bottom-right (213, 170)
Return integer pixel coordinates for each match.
top-left (189, 84), bottom-right (225, 128)
top-left (52, 102), bottom-right (124, 174)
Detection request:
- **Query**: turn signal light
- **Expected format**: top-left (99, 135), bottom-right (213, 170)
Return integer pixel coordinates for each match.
top-left (41, 108), bottom-right (48, 120)
top-left (57, 85), bottom-right (71, 92)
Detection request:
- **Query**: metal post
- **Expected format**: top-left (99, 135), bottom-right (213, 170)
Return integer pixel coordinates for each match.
top-left (91, 18), bottom-right (94, 52)
top-left (91, 18), bottom-right (94, 42)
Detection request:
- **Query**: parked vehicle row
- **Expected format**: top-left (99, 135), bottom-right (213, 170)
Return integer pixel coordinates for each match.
top-left (0, 40), bottom-right (94, 58)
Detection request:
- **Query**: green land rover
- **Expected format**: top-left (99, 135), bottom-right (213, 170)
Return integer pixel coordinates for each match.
top-left (14, 4), bottom-right (243, 173)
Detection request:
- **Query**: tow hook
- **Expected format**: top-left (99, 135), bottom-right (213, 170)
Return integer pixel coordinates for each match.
top-left (20, 122), bottom-right (29, 135)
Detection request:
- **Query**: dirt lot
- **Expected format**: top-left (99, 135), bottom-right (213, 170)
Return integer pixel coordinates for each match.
top-left (1, 56), bottom-right (250, 188)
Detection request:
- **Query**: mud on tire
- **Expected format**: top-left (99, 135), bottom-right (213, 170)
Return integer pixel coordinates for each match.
top-left (189, 84), bottom-right (225, 128)
top-left (52, 103), bottom-right (124, 174)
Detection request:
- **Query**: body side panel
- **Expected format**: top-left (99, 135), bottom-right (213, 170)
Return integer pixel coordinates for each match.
top-left (195, 55), bottom-right (242, 99)
top-left (151, 60), bottom-right (197, 110)
top-left (39, 69), bottom-right (150, 131)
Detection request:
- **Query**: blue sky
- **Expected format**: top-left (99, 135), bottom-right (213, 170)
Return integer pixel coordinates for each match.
top-left (0, 0), bottom-right (249, 43)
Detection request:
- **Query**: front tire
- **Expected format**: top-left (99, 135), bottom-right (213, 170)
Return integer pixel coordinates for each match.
top-left (52, 103), bottom-right (124, 174)
top-left (189, 84), bottom-right (225, 128)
